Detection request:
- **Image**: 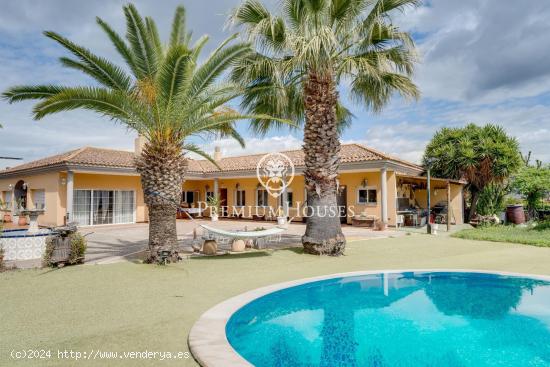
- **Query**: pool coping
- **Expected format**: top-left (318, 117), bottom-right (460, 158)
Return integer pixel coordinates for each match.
top-left (187, 269), bottom-right (550, 367)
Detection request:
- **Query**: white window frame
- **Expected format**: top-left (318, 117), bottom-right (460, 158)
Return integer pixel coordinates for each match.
top-left (73, 189), bottom-right (136, 227)
top-left (256, 188), bottom-right (269, 207)
top-left (279, 189), bottom-right (293, 207)
top-left (235, 189), bottom-right (246, 207)
top-left (357, 186), bottom-right (377, 205)
top-left (32, 189), bottom-right (46, 210)
top-left (182, 190), bottom-right (199, 204)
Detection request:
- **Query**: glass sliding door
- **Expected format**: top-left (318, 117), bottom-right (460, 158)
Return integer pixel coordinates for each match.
top-left (93, 190), bottom-right (114, 225)
top-left (73, 190), bottom-right (92, 226)
top-left (114, 191), bottom-right (134, 224)
top-left (73, 190), bottom-right (135, 226)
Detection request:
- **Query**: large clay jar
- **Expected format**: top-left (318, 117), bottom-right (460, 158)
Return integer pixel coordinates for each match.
top-left (202, 240), bottom-right (217, 255)
top-left (506, 205), bottom-right (525, 224)
top-left (232, 239), bottom-right (246, 252)
top-left (18, 215), bottom-right (27, 226)
top-left (245, 239), bottom-right (254, 248)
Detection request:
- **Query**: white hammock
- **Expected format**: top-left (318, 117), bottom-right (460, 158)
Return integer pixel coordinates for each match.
top-left (200, 224), bottom-right (286, 239)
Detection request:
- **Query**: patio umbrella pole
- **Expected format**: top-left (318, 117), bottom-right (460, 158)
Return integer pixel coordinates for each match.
top-left (427, 168), bottom-right (432, 234)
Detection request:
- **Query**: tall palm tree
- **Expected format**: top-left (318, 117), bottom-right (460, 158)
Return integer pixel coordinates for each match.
top-left (230, 0), bottom-right (420, 255)
top-left (2, 4), bottom-right (277, 263)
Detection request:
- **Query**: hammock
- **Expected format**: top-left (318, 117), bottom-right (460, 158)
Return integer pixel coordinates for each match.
top-left (143, 189), bottom-right (287, 240)
top-left (199, 224), bottom-right (286, 239)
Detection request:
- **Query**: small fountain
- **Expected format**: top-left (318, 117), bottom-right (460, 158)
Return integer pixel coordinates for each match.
top-left (18, 208), bottom-right (46, 233)
top-left (0, 208), bottom-right (54, 262)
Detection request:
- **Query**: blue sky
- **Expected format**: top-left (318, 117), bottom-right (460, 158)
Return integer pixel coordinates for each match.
top-left (1, 0), bottom-right (549, 169)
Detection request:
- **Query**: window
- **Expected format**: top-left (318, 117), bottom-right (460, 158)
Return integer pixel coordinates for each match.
top-left (32, 189), bottom-right (46, 209)
top-left (2, 191), bottom-right (12, 210)
top-left (206, 191), bottom-right (214, 201)
top-left (256, 189), bottom-right (269, 207)
top-left (235, 190), bottom-right (246, 206)
top-left (279, 191), bottom-right (293, 207)
top-left (181, 191), bottom-right (199, 205)
top-left (73, 190), bottom-right (135, 226)
top-left (357, 187), bottom-right (377, 204)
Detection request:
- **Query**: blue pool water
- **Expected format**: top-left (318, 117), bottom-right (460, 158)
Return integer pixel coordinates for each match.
top-left (226, 272), bottom-right (550, 367)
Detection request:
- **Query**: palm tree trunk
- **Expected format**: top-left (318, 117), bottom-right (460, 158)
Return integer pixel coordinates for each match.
top-left (136, 142), bottom-right (187, 263)
top-left (302, 72), bottom-right (346, 255)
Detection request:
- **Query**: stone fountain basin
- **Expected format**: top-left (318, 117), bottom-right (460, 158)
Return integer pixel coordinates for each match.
top-left (0, 229), bottom-right (53, 261)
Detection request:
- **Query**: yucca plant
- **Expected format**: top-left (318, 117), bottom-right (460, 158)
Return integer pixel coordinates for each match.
top-left (230, 0), bottom-right (420, 255)
top-left (2, 4), bottom-right (278, 263)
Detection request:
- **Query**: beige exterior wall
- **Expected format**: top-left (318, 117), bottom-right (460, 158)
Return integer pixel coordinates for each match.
top-left (0, 172), bottom-right (62, 227)
top-left (183, 172), bottom-right (398, 225)
top-left (1, 168), bottom-right (464, 227)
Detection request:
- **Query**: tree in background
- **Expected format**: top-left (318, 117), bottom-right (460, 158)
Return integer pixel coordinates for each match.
top-left (2, 4), bottom-right (278, 263)
top-left (512, 164), bottom-right (550, 218)
top-left (230, 0), bottom-right (419, 255)
top-left (423, 124), bottom-right (522, 221)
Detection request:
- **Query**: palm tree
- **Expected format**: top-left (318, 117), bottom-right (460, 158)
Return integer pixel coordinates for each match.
top-left (2, 4), bottom-right (276, 263)
top-left (230, 0), bottom-right (420, 255)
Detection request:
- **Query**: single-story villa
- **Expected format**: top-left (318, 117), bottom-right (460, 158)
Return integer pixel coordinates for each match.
top-left (0, 138), bottom-right (465, 228)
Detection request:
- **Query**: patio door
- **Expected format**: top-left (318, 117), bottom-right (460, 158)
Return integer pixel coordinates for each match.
top-left (73, 190), bottom-right (135, 226)
top-left (337, 186), bottom-right (347, 224)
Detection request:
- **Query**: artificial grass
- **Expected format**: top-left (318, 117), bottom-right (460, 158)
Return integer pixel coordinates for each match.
top-left (1, 235), bottom-right (550, 366)
top-left (452, 225), bottom-right (550, 247)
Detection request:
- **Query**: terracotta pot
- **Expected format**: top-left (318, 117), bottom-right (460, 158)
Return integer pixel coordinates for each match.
top-left (18, 215), bottom-right (27, 226)
top-left (202, 240), bottom-right (217, 255)
top-left (506, 205), bottom-right (525, 224)
top-left (231, 239), bottom-right (246, 252)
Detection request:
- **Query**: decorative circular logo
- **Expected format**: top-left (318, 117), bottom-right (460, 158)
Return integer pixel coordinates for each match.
top-left (256, 152), bottom-right (295, 198)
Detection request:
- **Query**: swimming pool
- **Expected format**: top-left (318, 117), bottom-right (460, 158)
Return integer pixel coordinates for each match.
top-left (224, 272), bottom-right (550, 367)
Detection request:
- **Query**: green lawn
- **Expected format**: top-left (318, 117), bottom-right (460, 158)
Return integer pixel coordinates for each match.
top-left (452, 225), bottom-right (550, 247)
top-left (1, 234), bottom-right (550, 367)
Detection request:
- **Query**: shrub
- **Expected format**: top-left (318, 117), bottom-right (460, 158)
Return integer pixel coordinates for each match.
top-left (534, 219), bottom-right (550, 231)
top-left (43, 232), bottom-right (87, 267)
top-left (0, 247), bottom-right (5, 271)
top-left (477, 183), bottom-right (507, 216)
top-left (69, 233), bottom-right (87, 264)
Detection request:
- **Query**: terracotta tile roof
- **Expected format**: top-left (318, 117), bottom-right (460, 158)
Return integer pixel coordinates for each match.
top-left (190, 144), bottom-right (422, 173)
top-left (0, 147), bottom-right (136, 174)
top-left (0, 144), bottom-right (422, 176)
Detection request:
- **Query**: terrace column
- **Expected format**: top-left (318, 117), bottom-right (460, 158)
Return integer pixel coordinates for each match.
top-left (282, 187), bottom-right (289, 218)
top-left (380, 167), bottom-right (388, 225)
top-left (213, 178), bottom-right (219, 199)
top-left (66, 171), bottom-right (74, 223)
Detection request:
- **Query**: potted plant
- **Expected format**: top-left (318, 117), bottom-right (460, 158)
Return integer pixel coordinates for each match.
top-left (207, 196), bottom-right (223, 222)
top-left (276, 207), bottom-right (287, 226)
top-left (0, 199), bottom-right (11, 223)
top-left (15, 198), bottom-right (27, 226)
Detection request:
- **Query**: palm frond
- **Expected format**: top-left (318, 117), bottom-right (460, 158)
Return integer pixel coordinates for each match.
top-left (182, 142), bottom-right (221, 169)
top-left (96, 17), bottom-right (139, 77)
top-left (45, 31), bottom-right (132, 91)
top-left (31, 87), bottom-right (139, 123)
top-left (156, 45), bottom-right (192, 108)
top-left (170, 6), bottom-right (192, 48)
top-left (2, 85), bottom-right (67, 103)
top-left (145, 17), bottom-right (164, 61)
top-left (123, 3), bottom-right (158, 78)
top-left (189, 38), bottom-right (250, 96)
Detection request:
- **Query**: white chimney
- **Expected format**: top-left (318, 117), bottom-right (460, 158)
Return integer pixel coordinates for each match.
top-left (134, 135), bottom-right (147, 155)
top-left (214, 146), bottom-right (222, 161)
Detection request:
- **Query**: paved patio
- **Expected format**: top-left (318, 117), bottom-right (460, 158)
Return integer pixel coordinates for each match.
top-left (81, 219), bottom-right (406, 264)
